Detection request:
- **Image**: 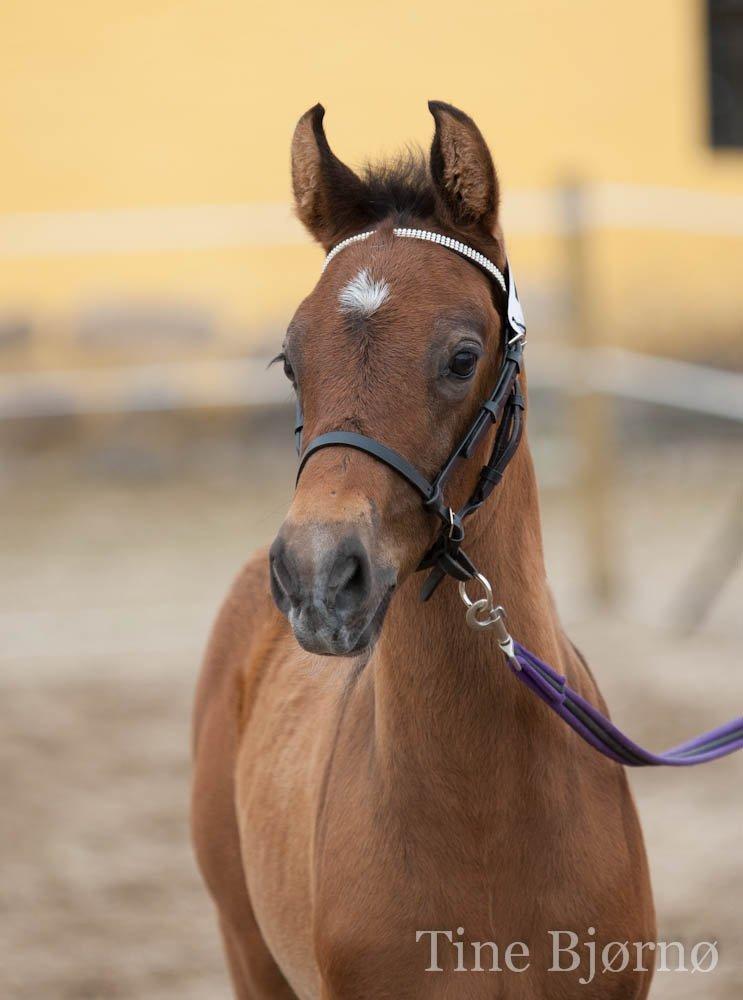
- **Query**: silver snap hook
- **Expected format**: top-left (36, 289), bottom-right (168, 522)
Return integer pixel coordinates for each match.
top-left (458, 574), bottom-right (517, 659)
top-left (466, 599), bottom-right (504, 631)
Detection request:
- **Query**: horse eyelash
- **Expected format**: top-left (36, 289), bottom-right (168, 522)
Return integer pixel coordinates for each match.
top-left (270, 351), bottom-right (297, 391)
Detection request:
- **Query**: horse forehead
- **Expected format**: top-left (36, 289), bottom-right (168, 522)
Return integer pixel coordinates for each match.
top-left (297, 236), bottom-right (490, 354)
top-left (326, 232), bottom-right (467, 296)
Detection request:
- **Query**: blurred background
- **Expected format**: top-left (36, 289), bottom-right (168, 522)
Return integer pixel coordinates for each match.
top-left (1, 2), bottom-right (741, 997)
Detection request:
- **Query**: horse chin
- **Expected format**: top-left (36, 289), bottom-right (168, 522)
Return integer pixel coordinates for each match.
top-left (346, 585), bottom-right (395, 657)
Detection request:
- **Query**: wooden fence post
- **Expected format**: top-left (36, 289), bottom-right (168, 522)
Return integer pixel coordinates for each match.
top-left (561, 181), bottom-right (616, 607)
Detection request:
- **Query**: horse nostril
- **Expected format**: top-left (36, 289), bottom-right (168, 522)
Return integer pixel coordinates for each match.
top-left (329, 543), bottom-right (371, 614)
top-left (269, 537), bottom-right (296, 612)
top-left (269, 530), bottom-right (375, 626)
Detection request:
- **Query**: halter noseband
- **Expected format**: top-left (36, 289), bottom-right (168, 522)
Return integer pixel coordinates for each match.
top-left (294, 227), bottom-right (527, 601)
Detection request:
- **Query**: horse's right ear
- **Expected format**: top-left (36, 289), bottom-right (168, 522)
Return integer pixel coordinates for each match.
top-left (291, 104), bottom-right (368, 250)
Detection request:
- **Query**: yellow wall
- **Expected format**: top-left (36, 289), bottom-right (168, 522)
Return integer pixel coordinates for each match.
top-left (1, 1), bottom-right (741, 368)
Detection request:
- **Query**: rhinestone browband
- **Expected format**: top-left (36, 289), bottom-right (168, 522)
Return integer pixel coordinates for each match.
top-left (322, 227), bottom-right (507, 294)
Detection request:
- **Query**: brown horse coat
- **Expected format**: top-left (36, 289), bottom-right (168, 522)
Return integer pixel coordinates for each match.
top-left (192, 102), bottom-right (655, 998)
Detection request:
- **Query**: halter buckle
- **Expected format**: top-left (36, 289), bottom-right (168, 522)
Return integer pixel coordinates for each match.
top-left (447, 507), bottom-right (457, 539)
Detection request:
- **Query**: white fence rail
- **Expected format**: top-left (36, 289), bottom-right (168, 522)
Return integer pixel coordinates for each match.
top-left (1, 184), bottom-right (743, 257)
top-left (0, 349), bottom-right (740, 423)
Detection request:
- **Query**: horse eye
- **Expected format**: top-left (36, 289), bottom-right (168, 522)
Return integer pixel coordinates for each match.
top-left (270, 351), bottom-right (296, 386)
top-left (278, 353), bottom-right (295, 385)
top-left (448, 349), bottom-right (478, 380)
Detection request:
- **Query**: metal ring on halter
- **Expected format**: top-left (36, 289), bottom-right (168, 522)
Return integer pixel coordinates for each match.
top-left (459, 575), bottom-right (503, 630)
top-left (458, 573), bottom-right (493, 610)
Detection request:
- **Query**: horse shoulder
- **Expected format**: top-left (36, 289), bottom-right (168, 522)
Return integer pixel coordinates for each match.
top-left (191, 552), bottom-right (271, 917)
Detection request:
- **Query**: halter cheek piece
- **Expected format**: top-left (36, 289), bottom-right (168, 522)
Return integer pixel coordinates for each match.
top-left (294, 227), bottom-right (527, 601)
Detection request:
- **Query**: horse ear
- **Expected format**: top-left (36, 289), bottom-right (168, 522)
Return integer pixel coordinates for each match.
top-left (428, 101), bottom-right (499, 234)
top-left (291, 104), bottom-right (369, 249)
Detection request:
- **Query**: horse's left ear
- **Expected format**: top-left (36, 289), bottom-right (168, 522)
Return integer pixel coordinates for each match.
top-left (428, 101), bottom-right (499, 235)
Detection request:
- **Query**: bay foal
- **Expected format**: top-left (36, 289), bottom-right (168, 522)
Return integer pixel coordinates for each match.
top-left (192, 102), bottom-right (655, 998)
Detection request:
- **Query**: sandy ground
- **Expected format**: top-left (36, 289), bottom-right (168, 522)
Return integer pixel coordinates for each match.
top-left (1, 418), bottom-right (741, 998)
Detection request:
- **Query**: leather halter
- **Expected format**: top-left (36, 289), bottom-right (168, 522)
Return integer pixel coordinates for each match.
top-left (289, 228), bottom-right (743, 769)
top-left (294, 227), bottom-right (526, 600)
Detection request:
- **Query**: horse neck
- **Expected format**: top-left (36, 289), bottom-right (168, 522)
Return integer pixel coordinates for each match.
top-left (371, 435), bottom-right (571, 780)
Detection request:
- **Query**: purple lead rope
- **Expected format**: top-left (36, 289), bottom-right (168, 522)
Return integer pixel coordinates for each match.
top-left (507, 641), bottom-right (743, 767)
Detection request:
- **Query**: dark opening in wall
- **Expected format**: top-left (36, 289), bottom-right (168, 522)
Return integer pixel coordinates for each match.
top-left (707, 0), bottom-right (743, 147)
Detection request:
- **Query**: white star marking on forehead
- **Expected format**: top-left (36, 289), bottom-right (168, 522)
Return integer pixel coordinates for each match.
top-left (338, 268), bottom-right (390, 318)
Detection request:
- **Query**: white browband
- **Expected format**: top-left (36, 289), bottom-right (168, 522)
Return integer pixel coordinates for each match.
top-left (323, 227), bottom-right (507, 295)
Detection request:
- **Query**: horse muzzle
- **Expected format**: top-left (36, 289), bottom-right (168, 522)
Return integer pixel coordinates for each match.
top-left (269, 523), bottom-right (396, 656)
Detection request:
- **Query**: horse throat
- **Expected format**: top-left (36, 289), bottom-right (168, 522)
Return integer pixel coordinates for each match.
top-left (370, 439), bottom-right (569, 779)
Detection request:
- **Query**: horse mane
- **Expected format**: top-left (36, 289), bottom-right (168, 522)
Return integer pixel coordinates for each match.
top-left (357, 149), bottom-right (503, 264)
top-left (359, 150), bottom-right (437, 226)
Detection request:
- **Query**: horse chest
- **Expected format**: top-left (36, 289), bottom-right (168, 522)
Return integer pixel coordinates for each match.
top-left (233, 662), bottom-right (652, 999)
